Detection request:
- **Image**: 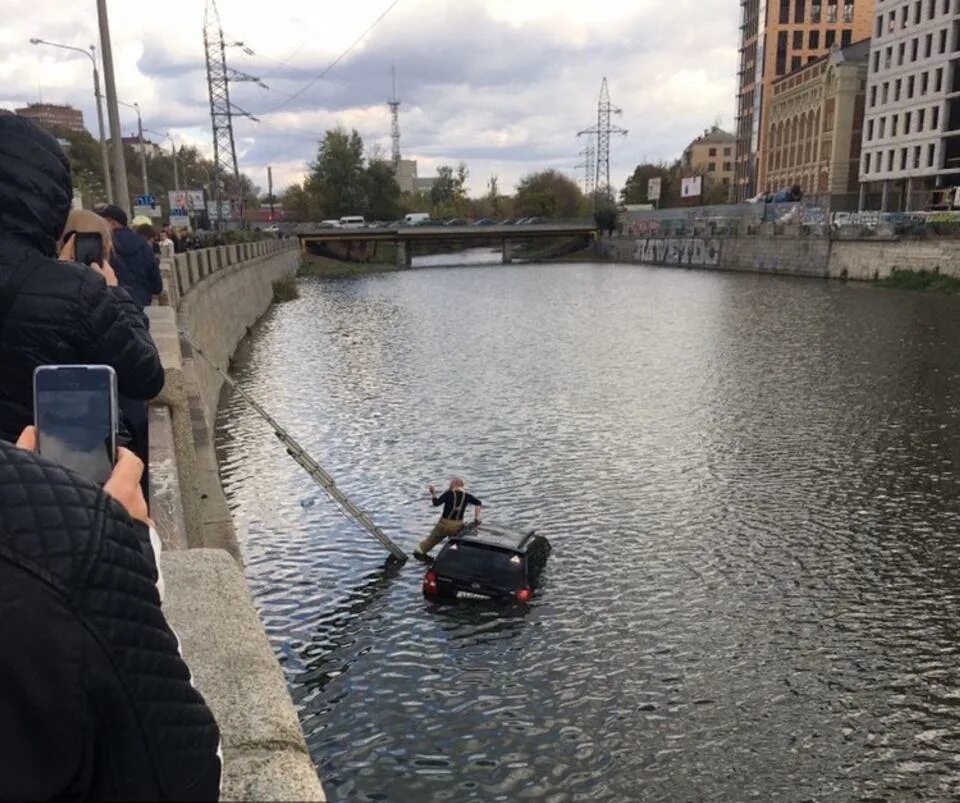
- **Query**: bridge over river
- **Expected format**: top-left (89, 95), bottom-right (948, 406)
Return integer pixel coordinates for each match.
top-left (297, 221), bottom-right (597, 265)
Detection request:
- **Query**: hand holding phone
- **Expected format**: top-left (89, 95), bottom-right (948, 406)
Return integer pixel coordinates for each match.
top-left (73, 232), bottom-right (105, 267)
top-left (33, 365), bottom-right (118, 485)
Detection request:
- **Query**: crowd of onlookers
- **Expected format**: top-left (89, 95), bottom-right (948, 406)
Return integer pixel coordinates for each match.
top-left (0, 112), bottom-right (221, 798)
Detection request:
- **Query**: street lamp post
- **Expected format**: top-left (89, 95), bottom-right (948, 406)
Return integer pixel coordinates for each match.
top-left (29, 38), bottom-right (113, 204)
top-left (148, 129), bottom-right (179, 191)
top-left (96, 0), bottom-right (130, 215)
top-left (119, 100), bottom-right (148, 196)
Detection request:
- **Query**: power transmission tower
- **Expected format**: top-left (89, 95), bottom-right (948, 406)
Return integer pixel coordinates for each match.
top-left (576, 136), bottom-right (596, 197)
top-left (578, 77), bottom-right (627, 204)
top-left (204, 0), bottom-right (261, 229)
top-left (388, 65), bottom-right (401, 165)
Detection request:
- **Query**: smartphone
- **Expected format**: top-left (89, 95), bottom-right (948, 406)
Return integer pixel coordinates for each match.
top-left (74, 232), bottom-right (104, 267)
top-left (33, 365), bottom-right (118, 485)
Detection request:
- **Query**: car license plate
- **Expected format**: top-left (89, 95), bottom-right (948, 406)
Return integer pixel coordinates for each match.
top-left (457, 590), bottom-right (490, 600)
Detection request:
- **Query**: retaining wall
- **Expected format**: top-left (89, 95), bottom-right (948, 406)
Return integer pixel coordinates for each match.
top-left (145, 239), bottom-right (324, 801)
top-left (608, 229), bottom-right (960, 281)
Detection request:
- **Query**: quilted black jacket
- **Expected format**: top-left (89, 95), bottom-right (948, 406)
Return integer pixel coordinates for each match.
top-left (0, 114), bottom-right (164, 444)
top-left (0, 439), bottom-right (221, 801)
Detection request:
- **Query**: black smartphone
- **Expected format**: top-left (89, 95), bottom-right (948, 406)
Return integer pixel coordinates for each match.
top-left (33, 365), bottom-right (118, 485)
top-left (74, 232), bottom-right (104, 267)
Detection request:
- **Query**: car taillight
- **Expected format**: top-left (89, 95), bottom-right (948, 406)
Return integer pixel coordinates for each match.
top-left (515, 587), bottom-right (532, 602)
top-left (423, 570), bottom-right (438, 595)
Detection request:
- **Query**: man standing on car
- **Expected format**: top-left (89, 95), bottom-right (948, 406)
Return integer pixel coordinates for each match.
top-left (415, 478), bottom-right (482, 558)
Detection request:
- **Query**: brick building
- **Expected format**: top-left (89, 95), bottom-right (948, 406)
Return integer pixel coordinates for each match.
top-left (14, 102), bottom-right (85, 134)
top-left (681, 126), bottom-right (737, 195)
top-left (765, 39), bottom-right (870, 197)
top-left (734, 0), bottom-right (876, 200)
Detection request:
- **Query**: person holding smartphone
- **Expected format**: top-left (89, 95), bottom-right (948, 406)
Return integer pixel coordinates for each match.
top-left (0, 428), bottom-right (221, 799)
top-left (0, 113), bottom-right (164, 445)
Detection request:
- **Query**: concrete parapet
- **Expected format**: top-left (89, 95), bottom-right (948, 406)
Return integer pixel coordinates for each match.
top-left (161, 550), bottom-right (325, 802)
top-left (148, 404), bottom-right (188, 551)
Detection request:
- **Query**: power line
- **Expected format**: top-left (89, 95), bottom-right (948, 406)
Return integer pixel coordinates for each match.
top-left (256, 0), bottom-right (402, 116)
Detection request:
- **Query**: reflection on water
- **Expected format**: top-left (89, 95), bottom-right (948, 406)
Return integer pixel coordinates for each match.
top-left (216, 262), bottom-right (960, 802)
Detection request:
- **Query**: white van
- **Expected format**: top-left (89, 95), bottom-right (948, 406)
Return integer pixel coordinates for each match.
top-left (404, 212), bottom-right (430, 225)
top-left (339, 215), bottom-right (366, 229)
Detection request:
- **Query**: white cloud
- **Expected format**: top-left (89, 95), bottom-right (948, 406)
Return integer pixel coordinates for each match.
top-left (2, 0), bottom-right (737, 196)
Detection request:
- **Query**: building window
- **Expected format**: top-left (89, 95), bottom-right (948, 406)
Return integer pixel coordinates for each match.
top-left (723, 161), bottom-right (732, 171)
top-left (922, 71), bottom-right (930, 93)
top-left (709, 147), bottom-right (717, 156)
top-left (796, 0), bottom-right (807, 22)
top-left (898, 41), bottom-right (906, 65)
top-left (915, 0), bottom-right (923, 24)
top-left (777, 31), bottom-right (789, 75)
top-left (827, 30), bottom-right (836, 48)
top-left (812, 30), bottom-right (822, 49)
top-left (908, 75), bottom-right (916, 98)
top-left (895, 79), bottom-right (902, 101)
top-left (912, 38), bottom-right (919, 61)
top-left (872, 50), bottom-right (880, 72)
top-left (723, 147), bottom-right (732, 156)
top-left (928, 143), bottom-right (936, 166)
top-left (929, 0), bottom-right (936, 19)
top-left (888, 150), bottom-right (895, 171)
top-left (843, 2), bottom-right (854, 23)
top-left (841, 30), bottom-right (852, 50)
top-left (793, 30), bottom-right (803, 50)
top-left (914, 145), bottom-right (922, 168)
top-left (882, 82), bottom-right (890, 104)
top-left (940, 28), bottom-right (948, 54)
top-left (879, 117), bottom-right (886, 138)
top-left (892, 114), bottom-right (899, 136)
top-left (905, 110), bottom-right (913, 132)
top-left (918, 107), bottom-right (926, 129)
top-left (935, 67), bottom-right (944, 91)
top-left (708, 162), bottom-right (717, 172)
top-left (876, 14), bottom-right (883, 38)
top-left (901, 148), bottom-right (908, 170)
top-left (870, 85), bottom-right (878, 106)
top-left (867, 119), bottom-right (875, 140)
top-left (812, 2), bottom-right (822, 23)
top-left (933, 105), bottom-right (940, 129)
top-left (779, 0), bottom-right (790, 23)
top-left (885, 46), bottom-right (892, 69)
top-left (792, 56), bottom-right (803, 71)
top-left (828, 0), bottom-right (838, 23)
top-left (864, 152), bottom-right (872, 173)
top-left (926, 33), bottom-right (934, 58)
top-left (944, 0), bottom-right (951, 13)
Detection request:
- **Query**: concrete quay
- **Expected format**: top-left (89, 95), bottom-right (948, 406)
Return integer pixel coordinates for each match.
top-left (606, 222), bottom-right (960, 281)
top-left (145, 239), bottom-right (325, 801)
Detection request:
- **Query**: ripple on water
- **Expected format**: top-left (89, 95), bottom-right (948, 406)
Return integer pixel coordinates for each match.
top-left (216, 263), bottom-right (960, 802)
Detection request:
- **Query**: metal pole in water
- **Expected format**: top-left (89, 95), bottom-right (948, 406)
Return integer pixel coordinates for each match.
top-left (179, 329), bottom-right (408, 563)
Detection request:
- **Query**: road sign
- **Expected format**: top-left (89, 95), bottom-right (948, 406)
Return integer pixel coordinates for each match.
top-left (647, 177), bottom-right (661, 201)
top-left (134, 204), bottom-right (162, 219)
top-left (135, 195), bottom-right (156, 207)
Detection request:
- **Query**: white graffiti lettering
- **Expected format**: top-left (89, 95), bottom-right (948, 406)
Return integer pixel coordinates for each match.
top-left (633, 238), bottom-right (722, 267)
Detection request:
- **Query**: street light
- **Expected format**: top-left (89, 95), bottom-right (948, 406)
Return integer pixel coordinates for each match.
top-left (29, 37), bottom-right (113, 203)
top-left (146, 128), bottom-right (178, 190)
top-left (118, 99), bottom-right (148, 196)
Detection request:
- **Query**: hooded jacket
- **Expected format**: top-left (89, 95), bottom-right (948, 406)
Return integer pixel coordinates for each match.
top-left (112, 225), bottom-right (163, 309)
top-left (0, 114), bottom-right (164, 443)
top-left (0, 439), bottom-right (221, 800)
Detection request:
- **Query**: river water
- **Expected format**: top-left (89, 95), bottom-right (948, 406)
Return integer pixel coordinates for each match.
top-left (215, 257), bottom-right (960, 802)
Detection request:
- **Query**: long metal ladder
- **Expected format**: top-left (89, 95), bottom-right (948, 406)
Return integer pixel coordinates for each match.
top-left (180, 329), bottom-right (408, 563)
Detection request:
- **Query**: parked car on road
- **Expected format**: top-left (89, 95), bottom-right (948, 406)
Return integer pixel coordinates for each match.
top-left (445, 218), bottom-right (467, 226)
top-left (473, 218), bottom-right (495, 226)
top-left (339, 215), bottom-right (366, 228)
top-left (404, 212), bottom-right (430, 225)
top-left (422, 522), bottom-right (551, 603)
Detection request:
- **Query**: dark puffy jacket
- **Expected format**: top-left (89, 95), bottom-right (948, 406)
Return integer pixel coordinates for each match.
top-left (113, 226), bottom-right (163, 308)
top-left (0, 114), bottom-right (164, 444)
top-left (0, 440), bottom-right (221, 800)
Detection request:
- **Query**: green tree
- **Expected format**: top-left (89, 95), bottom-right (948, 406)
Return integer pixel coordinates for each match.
top-left (513, 169), bottom-right (584, 218)
top-left (308, 127), bottom-right (367, 216)
top-left (620, 161), bottom-right (683, 207)
top-left (429, 162), bottom-right (468, 215)
top-left (365, 160), bottom-right (401, 220)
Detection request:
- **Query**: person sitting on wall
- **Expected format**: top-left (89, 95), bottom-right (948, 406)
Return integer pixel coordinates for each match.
top-left (415, 478), bottom-right (482, 558)
top-left (771, 184), bottom-right (803, 204)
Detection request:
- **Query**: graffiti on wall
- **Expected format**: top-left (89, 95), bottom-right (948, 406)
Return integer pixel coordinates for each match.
top-left (633, 238), bottom-right (722, 267)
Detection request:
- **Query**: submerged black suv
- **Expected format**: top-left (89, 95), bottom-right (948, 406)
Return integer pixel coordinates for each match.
top-left (422, 523), bottom-right (551, 602)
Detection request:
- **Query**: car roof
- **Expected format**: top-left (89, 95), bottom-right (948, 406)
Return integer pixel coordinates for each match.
top-left (451, 522), bottom-right (537, 553)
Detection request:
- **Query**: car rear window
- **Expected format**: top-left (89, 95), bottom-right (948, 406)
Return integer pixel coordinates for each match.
top-left (435, 543), bottom-right (524, 587)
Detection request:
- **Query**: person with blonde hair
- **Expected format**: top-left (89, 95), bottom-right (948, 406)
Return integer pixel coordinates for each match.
top-left (57, 208), bottom-right (120, 287)
top-left (416, 477), bottom-right (483, 558)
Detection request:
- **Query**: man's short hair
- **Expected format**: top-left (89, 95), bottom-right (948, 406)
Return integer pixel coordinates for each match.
top-left (98, 204), bottom-right (128, 227)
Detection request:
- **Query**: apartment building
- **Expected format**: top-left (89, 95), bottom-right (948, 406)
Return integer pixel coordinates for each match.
top-left (734, 0), bottom-right (876, 200)
top-left (766, 40), bottom-right (869, 196)
top-left (14, 102), bottom-right (85, 134)
top-left (859, 0), bottom-right (960, 209)
top-left (682, 126), bottom-right (737, 192)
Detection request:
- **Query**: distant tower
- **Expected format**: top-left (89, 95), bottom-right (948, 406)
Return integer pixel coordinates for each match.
top-left (203, 0), bottom-right (260, 227)
top-left (388, 65), bottom-right (401, 165)
top-left (576, 136), bottom-right (596, 196)
top-left (594, 77), bottom-right (627, 200)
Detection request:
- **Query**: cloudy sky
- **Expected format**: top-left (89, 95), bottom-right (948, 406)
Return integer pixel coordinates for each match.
top-left (0, 0), bottom-right (737, 197)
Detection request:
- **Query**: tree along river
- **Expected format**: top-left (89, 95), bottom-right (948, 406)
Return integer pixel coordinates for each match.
top-left (216, 254), bottom-right (960, 802)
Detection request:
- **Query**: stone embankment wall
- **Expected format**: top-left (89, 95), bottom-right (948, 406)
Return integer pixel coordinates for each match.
top-left (145, 240), bottom-right (325, 801)
top-left (608, 225), bottom-right (960, 281)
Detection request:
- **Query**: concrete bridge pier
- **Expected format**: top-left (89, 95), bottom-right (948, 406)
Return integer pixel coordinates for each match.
top-left (396, 241), bottom-right (412, 268)
top-left (502, 238), bottom-right (513, 264)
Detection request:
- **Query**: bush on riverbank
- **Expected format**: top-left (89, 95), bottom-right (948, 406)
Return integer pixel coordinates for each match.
top-left (272, 275), bottom-right (300, 302)
top-left (298, 255), bottom-right (402, 279)
top-left (876, 267), bottom-right (960, 294)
